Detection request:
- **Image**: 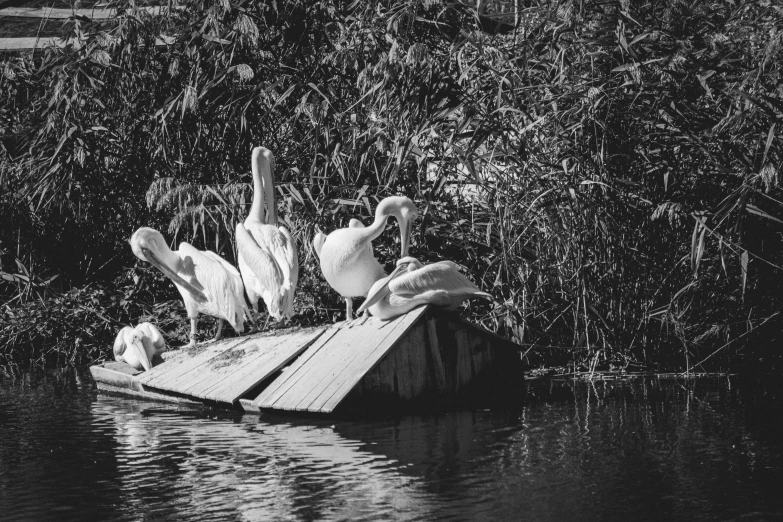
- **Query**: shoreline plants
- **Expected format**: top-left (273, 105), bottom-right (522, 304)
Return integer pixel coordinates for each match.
top-left (2, 0), bottom-right (783, 372)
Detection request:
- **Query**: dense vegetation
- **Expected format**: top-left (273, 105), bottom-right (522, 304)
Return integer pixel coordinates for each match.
top-left (2, 0), bottom-right (782, 372)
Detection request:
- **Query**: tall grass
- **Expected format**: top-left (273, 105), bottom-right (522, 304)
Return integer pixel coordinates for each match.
top-left (2, 0), bottom-right (782, 371)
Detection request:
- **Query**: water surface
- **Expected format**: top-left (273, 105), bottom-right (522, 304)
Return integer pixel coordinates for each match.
top-left (1, 368), bottom-right (781, 521)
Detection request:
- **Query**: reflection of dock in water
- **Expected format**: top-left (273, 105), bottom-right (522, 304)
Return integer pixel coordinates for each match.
top-left (95, 391), bottom-right (529, 520)
top-left (90, 306), bottom-right (524, 415)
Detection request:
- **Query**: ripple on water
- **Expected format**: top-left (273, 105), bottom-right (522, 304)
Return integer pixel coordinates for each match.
top-left (1, 370), bottom-right (783, 520)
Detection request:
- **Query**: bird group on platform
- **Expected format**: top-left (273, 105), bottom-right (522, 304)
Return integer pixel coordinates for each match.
top-left (118, 145), bottom-right (493, 365)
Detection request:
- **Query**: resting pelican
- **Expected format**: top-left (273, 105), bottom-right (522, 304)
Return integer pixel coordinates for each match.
top-left (113, 322), bottom-right (167, 371)
top-left (318, 196), bottom-right (418, 320)
top-left (356, 256), bottom-right (492, 320)
top-left (130, 227), bottom-right (249, 346)
top-left (236, 146), bottom-right (298, 327)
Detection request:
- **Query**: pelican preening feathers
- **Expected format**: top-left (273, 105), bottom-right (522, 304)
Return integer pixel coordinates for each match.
top-left (123, 144), bottom-right (492, 357)
top-left (130, 227), bottom-right (249, 346)
top-left (113, 322), bottom-right (167, 371)
top-left (316, 196), bottom-right (418, 320)
top-left (357, 257), bottom-right (492, 320)
top-left (236, 147), bottom-right (299, 326)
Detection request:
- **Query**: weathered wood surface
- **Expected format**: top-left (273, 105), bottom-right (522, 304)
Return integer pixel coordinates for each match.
top-left (253, 306), bottom-right (428, 413)
top-left (92, 307), bottom-right (523, 413)
top-left (0, 6), bottom-right (170, 19)
top-left (346, 309), bottom-right (523, 407)
top-left (0, 34), bottom-right (174, 51)
top-left (90, 363), bottom-right (202, 405)
top-left (136, 327), bottom-right (325, 404)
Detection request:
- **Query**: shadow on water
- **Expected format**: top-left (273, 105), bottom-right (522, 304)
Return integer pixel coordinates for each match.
top-left (1, 367), bottom-right (782, 521)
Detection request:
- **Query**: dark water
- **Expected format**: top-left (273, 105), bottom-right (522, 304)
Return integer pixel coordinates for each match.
top-left (1, 369), bottom-right (782, 521)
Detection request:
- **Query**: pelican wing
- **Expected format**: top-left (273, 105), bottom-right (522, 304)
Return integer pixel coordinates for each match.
top-left (313, 231), bottom-right (327, 259)
top-left (390, 261), bottom-right (490, 299)
top-left (237, 222), bottom-right (285, 319)
top-left (279, 225), bottom-right (299, 319)
top-left (113, 326), bottom-right (133, 361)
top-left (137, 322), bottom-right (166, 354)
top-left (348, 218), bottom-right (372, 254)
top-left (179, 242), bottom-right (247, 332)
top-left (245, 223), bottom-right (293, 295)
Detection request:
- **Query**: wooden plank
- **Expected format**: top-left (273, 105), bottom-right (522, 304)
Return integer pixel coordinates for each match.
top-left (0, 37), bottom-right (62, 51)
top-left (239, 398), bottom-right (259, 413)
top-left (315, 306), bottom-right (428, 411)
top-left (184, 327), bottom-right (324, 403)
top-left (0, 6), bottom-right (170, 19)
top-left (251, 323), bottom-right (343, 406)
top-left (96, 382), bottom-right (204, 406)
top-left (90, 365), bottom-right (142, 392)
top-left (425, 317), bottom-right (447, 393)
top-left (149, 336), bottom-right (249, 392)
top-left (289, 309), bottom-right (419, 411)
top-left (162, 336), bottom-right (259, 398)
top-left (309, 306), bottom-right (427, 412)
top-left (254, 306), bottom-right (427, 412)
top-left (103, 361), bottom-right (142, 376)
top-left (0, 34), bottom-right (174, 51)
top-left (288, 321), bottom-right (394, 410)
top-left (136, 338), bottom-right (238, 389)
top-left (202, 331), bottom-right (320, 401)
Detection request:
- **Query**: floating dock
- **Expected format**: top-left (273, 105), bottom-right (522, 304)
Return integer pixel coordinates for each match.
top-left (90, 306), bottom-right (524, 414)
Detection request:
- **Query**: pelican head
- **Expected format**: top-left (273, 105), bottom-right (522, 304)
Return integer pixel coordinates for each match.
top-left (357, 256), bottom-right (423, 314)
top-left (130, 227), bottom-right (207, 303)
top-left (376, 196), bottom-right (418, 257)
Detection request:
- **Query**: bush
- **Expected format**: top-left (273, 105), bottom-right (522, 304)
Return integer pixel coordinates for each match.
top-left (2, 0), bottom-right (783, 371)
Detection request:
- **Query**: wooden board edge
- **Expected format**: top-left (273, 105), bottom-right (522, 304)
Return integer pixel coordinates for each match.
top-left (239, 398), bottom-right (259, 413)
top-left (95, 382), bottom-right (204, 407)
top-left (90, 365), bottom-right (143, 392)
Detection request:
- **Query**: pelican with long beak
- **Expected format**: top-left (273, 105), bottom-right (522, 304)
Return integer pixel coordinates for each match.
top-left (113, 322), bottom-right (166, 371)
top-left (236, 147), bottom-right (299, 327)
top-left (318, 196), bottom-right (418, 320)
top-left (130, 227), bottom-right (249, 346)
top-left (356, 256), bottom-right (492, 320)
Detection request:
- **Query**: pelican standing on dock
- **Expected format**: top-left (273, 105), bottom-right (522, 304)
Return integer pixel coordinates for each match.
top-left (318, 196), bottom-right (418, 320)
top-left (113, 322), bottom-right (167, 371)
top-left (357, 256), bottom-right (492, 320)
top-left (236, 146), bottom-right (298, 326)
top-left (130, 227), bottom-right (249, 346)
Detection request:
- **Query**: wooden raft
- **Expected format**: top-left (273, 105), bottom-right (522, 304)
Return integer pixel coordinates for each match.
top-left (91, 306), bottom-right (524, 413)
top-left (249, 306), bottom-right (523, 414)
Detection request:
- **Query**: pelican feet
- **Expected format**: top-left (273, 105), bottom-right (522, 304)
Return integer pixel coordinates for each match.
top-left (347, 311), bottom-right (371, 328)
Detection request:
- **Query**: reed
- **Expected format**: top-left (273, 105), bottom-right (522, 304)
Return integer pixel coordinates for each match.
top-left (2, 0), bottom-right (782, 370)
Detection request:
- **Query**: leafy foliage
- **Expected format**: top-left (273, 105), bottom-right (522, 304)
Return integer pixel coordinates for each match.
top-left (2, 0), bottom-right (783, 371)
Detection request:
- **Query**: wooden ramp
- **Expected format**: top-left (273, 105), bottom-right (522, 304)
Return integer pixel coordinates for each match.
top-left (253, 307), bottom-right (426, 413)
top-left (136, 326), bottom-right (325, 404)
top-left (92, 307), bottom-right (524, 414)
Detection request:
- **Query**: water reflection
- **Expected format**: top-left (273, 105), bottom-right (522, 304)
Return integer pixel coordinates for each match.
top-left (1, 370), bottom-right (782, 521)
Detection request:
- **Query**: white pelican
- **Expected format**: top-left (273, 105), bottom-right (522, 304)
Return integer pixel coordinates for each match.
top-left (313, 219), bottom-right (365, 260)
top-left (236, 146), bottom-right (299, 327)
top-left (356, 256), bottom-right (492, 320)
top-left (113, 322), bottom-right (166, 371)
top-left (130, 227), bottom-right (249, 346)
top-left (318, 196), bottom-right (418, 320)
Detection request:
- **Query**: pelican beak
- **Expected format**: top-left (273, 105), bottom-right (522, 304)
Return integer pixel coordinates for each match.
top-left (142, 247), bottom-right (208, 304)
top-left (129, 338), bottom-right (153, 372)
top-left (400, 219), bottom-right (412, 257)
top-left (357, 264), bottom-right (407, 315)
